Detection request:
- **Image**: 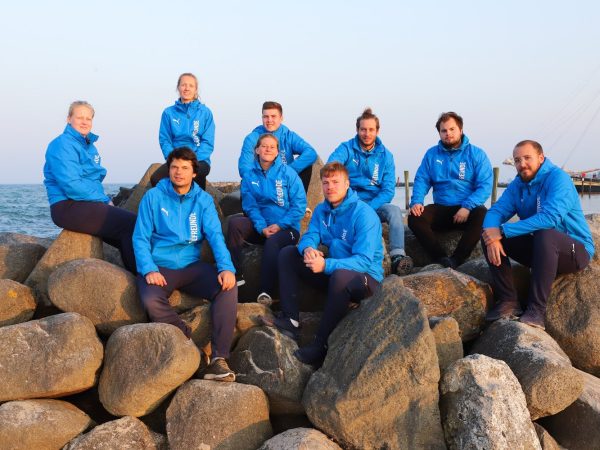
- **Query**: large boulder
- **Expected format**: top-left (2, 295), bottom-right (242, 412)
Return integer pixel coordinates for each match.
top-left (303, 277), bottom-right (446, 450)
top-left (99, 323), bottom-right (200, 417)
top-left (236, 302), bottom-right (273, 337)
top-left (405, 228), bottom-right (484, 267)
top-left (0, 240), bottom-right (46, 283)
top-left (258, 427), bottom-right (342, 450)
top-left (429, 316), bottom-right (463, 373)
top-left (121, 163), bottom-right (162, 213)
top-left (25, 230), bottom-right (103, 305)
top-left (470, 320), bottom-right (583, 420)
top-left (400, 268), bottom-right (492, 341)
top-left (0, 399), bottom-right (92, 450)
top-left (300, 157), bottom-right (325, 234)
top-left (0, 312), bottom-right (103, 401)
top-left (533, 424), bottom-right (562, 450)
top-left (440, 354), bottom-right (541, 450)
top-left (220, 191), bottom-right (242, 217)
top-left (166, 380), bottom-right (272, 450)
top-left (168, 289), bottom-right (208, 313)
top-left (0, 232), bottom-right (53, 248)
top-left (230, 326), bottom-right (314, 415)
top-left (0, 279), bottom-right (36, 326)
top-left (48, 258), bottom-right (146, 335)
top-left (64, 416), bottom-right (157, 450)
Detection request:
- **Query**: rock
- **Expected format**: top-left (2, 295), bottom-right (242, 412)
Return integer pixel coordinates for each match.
top-left (0, 231), bottom-right (53, 248)
top-left (102, 242), bottom-right (124, 268)
top-left (121, 163), bottom-right (162, 213)
top-left (533, 424), bottom-right (563, 450)
top-left (211, 181), bottom-right (240, 195)
top-left (220, 190), bottom-right (242, 217)
top-left (303, 277), bottom-right (446, 450)
top-left (0, 241), bottom-right (46, 282)
top-left (151, 431), bottom-right (169, 450)
top-left (405, 227), bottom-right (484, 267)
top-left (258, 427), bottom-right (342, 450)
top-left (300, 157), bottom-right (324, 234)
top-left (0, 399), bottom-right (92, 450)
top-left (48, 258), bottom-right (146, 335)
top-left (429, 316), bottom-right (463, 373)
top-left (230, 326), bottom-right (314, 415)
top-left (63, 416), bottom-right (157, 450)
top-left (180, 304), bottom-right (211, 350)
top-left (99, 323), bottom-right (200, 417)
top-left (440, 354), bottom-right (541, 450)
top-left (0, 312), bottom-right (103, 401)
top-left (25, 230), bottom-right (103, 305)
top-left (0, 279), bottom-right (36, 326)
top-left (538, 369), bottom-right (600, 450)
top-left (169, 289), bottom-right (208, 313)
top-left (470, 320), bottom-right (583, 420)
top-left (400, 268), bottom-right (492, 341)
top-left (236, 302), bottom-right (273, 336)
top-left (166, 380), bottom-right (272, 450)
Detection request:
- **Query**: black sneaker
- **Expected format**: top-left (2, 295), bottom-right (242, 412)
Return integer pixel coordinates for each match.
top-left (261, 313), bottom-right (300, 341)
top-left (294, 342), bottom-right (327, 368)
top-left (392, 255), bottom-right (413, 275)
top-left (203, 357), bottom-right (235, 382)
top-left (519, 308), bottom-right (545, 330)
top-left (486, 300), bottom-right (523, 321)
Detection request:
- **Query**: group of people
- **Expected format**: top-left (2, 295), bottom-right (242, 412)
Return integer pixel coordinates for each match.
top-left (43, 72), bottom-right (595, 377)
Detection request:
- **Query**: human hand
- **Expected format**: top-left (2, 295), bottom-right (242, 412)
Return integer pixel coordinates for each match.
top-left (482, 227), bottom-right (503, 246)
top-left (145, 271), bottom-right (167, 287)
top-left (410, 204), bottom-right (424, 216)
top-left (303, 247), bottom-right (324, 262)
top-left (453, 207), bottom-right (470, 224)
top-left (263, 224), bottom-right (281, 238)
top-left (486, 240), bottom-right (506, 266)
top-left (218, 270), bottom-right (236, 291)
top-left (305, 253), bottom-right (326, 273)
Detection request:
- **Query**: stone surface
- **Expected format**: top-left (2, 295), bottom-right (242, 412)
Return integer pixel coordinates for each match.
top-left (0, 279), bottom-right (36, 326)
top-left (303, 276), bottom-right (446, 450)
top-left (166, 380), bottom-right (272, 450)
top-left (236, 302), bottom-right (273, 336)
top-left (0, 241), bottom-right (46, 283)
top-left (102, 242), bottom-right (125, 268)
top-left (400, 268), bottom-right (492, 341)
top-left (533, 424), bottom-right (563, 450)
top-left (405, 227), bottom-right (484, 267)
top-left (300, 157), bottom-right (325, 234)
top-left (258, 427), bottom-right (342, 450)
top-left (0, 231), bottom-right (53, 248)
top-left (440, 354), bottom-right (541, 450)
top-left (429, 316), bottom-right (464, 373)
top-left (25, 230), bottom-right (103, 305)
top-left (48, 258), bottom-right (147, 335)
top-left (168, 289), bottom-right (208, 313)
top-left (0, 312), bottom-right (103, 401)
top-left (99, 323), bottom-right (200, 417)
top-left (470, 320), bottom-right (583, 420)
top-left (64, 416), bottom-right (157, 450)
top-left (220, 190), bottom-right (242, 217)
top-left (0, 399), bottom-right (92, 450)
top-left (121, 163), bottom-right (162, 213)
top-left (230, 326), bottom-right (314, 415)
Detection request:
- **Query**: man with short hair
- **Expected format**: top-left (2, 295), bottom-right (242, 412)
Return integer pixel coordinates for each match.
top-left (238, 101), bottom-right (317, 192)
top-left (267, 162), bottom-right (383, 367)
top-left (134, 147), bottom-right (238, 381)
top-left (327, 108), bottom-right (413, 275)
top-left (408, 111), bottom-right (493, 268)
top-left (482, 140), bottom-right (594, 329)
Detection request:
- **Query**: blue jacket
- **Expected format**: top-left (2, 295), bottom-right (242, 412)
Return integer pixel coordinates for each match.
top-left (327, 136), bottom-right (395, 211)
top-left (410, 135), bottom-right (492, 210)
top-left (238, 124), bottom-right (317, 178)
top-left (133, 178), bottom-right (235, 275)
top-left (241, 157), bottom-right (307, 233)
top-left (298, 188), bottom-right (384, 281)
top-left (159, 99), bottom-right (215, 164)
top-left (43, 124), bottom-right (109, 205)
top-left (483, 158), bottom-right (595, 258)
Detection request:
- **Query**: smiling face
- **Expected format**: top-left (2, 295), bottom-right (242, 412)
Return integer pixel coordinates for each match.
top-left (262, 108), bottom-right (283, 132)
top-left (255, 135), bottom-right (279, 168)
top-left (178, 75), bottom-right (198, 103)
top-left (357, 118), bottom-right (379, 150)
top-left (438, 118), bottom-right (463, 149)
top-left (513, 143), bottom-right (545, 182)
top-left (169, 158), bottom-right (197, 193)
top-left (67, 105), bottom-right (94, 136)
top-left (322, 171), bottom-right (350, 208)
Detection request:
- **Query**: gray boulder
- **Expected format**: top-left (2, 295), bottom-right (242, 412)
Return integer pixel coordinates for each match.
top-left (0, 279), bottom-right (36, 326)
top-left (220, 190), bottom-right (242, 217)
top-left (0, 240), bottom-right (46, 283)
top-left (533, 424), bottom-right (563, 450)
top-left (121, 163), bottom-right (162, 213)
top-left (429, 316), bottom-right (464, 373)
top-left (258, 427), bottom-right (342, 450)
top-left (0, 231), bottom-right (52, 248)
top-left (64, 416), bottom-right (157, 450)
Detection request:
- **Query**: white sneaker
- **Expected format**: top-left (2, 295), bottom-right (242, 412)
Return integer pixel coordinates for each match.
top-left (256, 292), bottom-right (273, 306)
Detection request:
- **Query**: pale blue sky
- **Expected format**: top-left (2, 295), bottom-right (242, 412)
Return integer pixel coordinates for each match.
top-left (1, 0), bottom-right (599, 184)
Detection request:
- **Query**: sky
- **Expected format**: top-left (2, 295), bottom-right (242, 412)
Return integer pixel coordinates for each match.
top-left (1, 0), bottom-right (599, 185)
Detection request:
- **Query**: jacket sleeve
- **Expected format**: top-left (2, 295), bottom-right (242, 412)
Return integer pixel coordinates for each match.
top-left (297, 207), bottom-right (323, 255)
top-left (276, 170), bottom-right (307, 231)
top-left (133, 193), bottom-right (160, 276)
top-left (462, 149), bottom-right (493, 210)
top-left (159, 110), bottom-right (174, 160)
top-left (238, 134), bottom-right (257, 179)
top-left (410, 152), bottom-right (432, 207)
top-left (483, 181), bottom-right (518, 229)
top-left (287, 131), bottom-right (318, 173)
top-left (241, 178), bottom-right (267, 234)
top-left (197, 108), bottom-right (215, 163)
top-left (367, 152), bottom-right (396, 211)
top-left (202, 198), bottom-right (236, 273)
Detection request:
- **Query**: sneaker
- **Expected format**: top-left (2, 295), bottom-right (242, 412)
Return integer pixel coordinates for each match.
top-left (519, 308), bottom-right (545, 330)
top-left (236, 274), bottom-right (246, 287)
top-left (485, 300), bottom-right (523, 321)
top-left (260, 313), bottom-right (300, 341)
top-left (437, 256), bottom-right (458, 269)
top-left (391, 255), bottom-right (413, 276)
top-left (203, 357), bottom-right (236, 382)
top-left (294, 341), bottom-right (327, 368)
top-left (256, 292), bottom-right (273, 306)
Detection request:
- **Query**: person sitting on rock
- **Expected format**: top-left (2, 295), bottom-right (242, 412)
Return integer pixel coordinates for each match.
top-left (43, 100), bottom-right (137, 274)
top-left (133, 147), bottom-right (238, 381)
top-left (238, 101), bottom-right (317, 194)
top-left (482, 140), bottom-right (594, 329)
top-left (408, 111), bottom-right (493, 269)
top-left (226, 134), bottom-right (306, 304)
top-left (267, 162), bottom-right (383, 367)
top-left (327, 107), bottom-right (413, 275)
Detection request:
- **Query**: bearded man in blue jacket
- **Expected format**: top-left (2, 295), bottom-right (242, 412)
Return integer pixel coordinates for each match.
top-left (409, 112), bottom-right (493, 268)
top-left (133, 147), bottom-right (238, 382)
top-left (265, 162), bottom-right (383, 367)
top-left (238, 101), bottom-right (317, 193)
top-left (482, 140), bottom-right (594, 329)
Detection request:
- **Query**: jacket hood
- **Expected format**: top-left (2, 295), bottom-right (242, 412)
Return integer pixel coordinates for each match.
top-left (156, 177), bottom-right (201, 200)
top-left (437, 134), bottom-right (471, 152)
top-left (64, 124), bottom-right (99, 145)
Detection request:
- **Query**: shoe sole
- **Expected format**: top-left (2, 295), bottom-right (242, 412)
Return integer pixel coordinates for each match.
top-left (204, 373), bottom-right (236, 382)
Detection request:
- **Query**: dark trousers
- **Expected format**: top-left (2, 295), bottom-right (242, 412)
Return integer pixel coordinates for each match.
top-left (483, 229), bottom-right (590, 314)
top-left (50, 200), bottom-right (137, 274)
top-left (298, 166), bottom-right (312, 193)
top-left (226, 216), bottom-right (299, 296)
top-left (408, 204), bottom-right (487, 263)
top-left (150, 160), bottom-right (211, 190)
top-left (136, 262), bottom-right (237, 358)
top-left (278, 245), bottom-right (380, 343)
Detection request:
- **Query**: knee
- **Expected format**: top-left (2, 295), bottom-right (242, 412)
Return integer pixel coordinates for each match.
top-left (469, 206), bottom-right (488, 222)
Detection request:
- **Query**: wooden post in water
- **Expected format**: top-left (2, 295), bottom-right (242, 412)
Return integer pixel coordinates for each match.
top-left (491, 167), bottom-right (500, 204)
top-left (404, 170), bottom-right (410, 210)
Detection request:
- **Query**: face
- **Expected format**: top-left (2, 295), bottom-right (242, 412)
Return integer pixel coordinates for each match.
top-left (169, 158), bottom-right (197, 191)
top-left (68, 106), bottom-right (94, 136)
top-left (178, 75), bottom-right (198, 103)
top-left (256, 136), bottom-right (279, 164)
top-left (358, 118), bottom-right (379, 149)
top-left (513, 144), bottom-right (544, 182)
top-left (322, 171), bottom-right (350, 207)
top-left (438, 118), bottom-right (463, 148)
top-left (262, 108), bottom-right (283, 132)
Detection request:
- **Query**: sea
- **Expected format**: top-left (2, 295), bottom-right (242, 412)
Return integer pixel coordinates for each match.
top-left (1, 184), bottom-right (599, 239)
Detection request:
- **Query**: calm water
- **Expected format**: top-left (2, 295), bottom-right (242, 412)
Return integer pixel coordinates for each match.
top-left (0, 184), bottom-right (599, 239)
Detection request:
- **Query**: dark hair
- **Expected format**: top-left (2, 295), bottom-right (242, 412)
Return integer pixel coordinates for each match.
top-left (514, 140), bottom-right (544, 155)
top-left (262, 101), bottom-right (283, 115)
top-left (356, 107), bottom-right (380, 131)
top-left (435, 112), bottom-right (463, 131)
top-left (167, 147), bottom-right (200, 173)
top-left (320, 161), bottom-right (349, 180)
top-left (254, 133), bottom-right (280, 151)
